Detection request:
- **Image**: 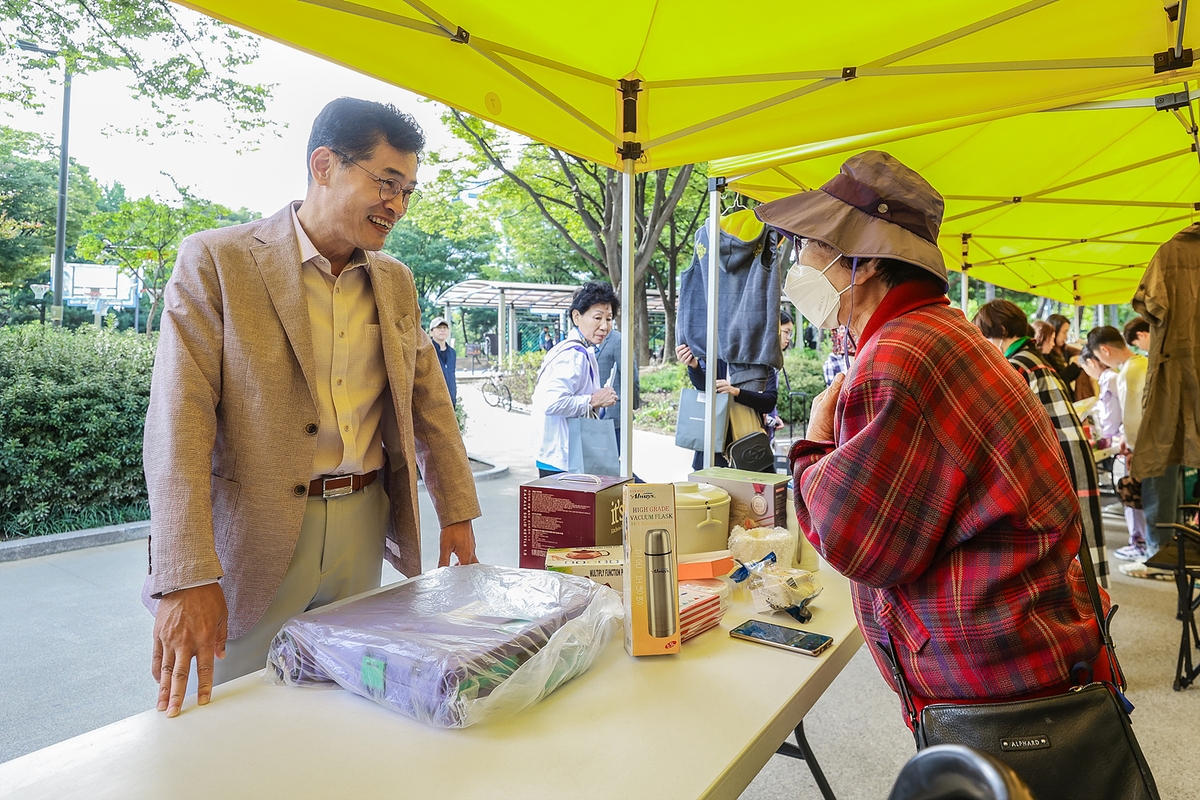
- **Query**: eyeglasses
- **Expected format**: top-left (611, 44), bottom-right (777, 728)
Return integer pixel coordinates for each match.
top-left (330, 149), bottom-right (420, 207)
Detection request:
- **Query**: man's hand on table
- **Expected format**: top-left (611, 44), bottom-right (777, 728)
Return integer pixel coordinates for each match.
top-left (152, 582), bottom-right (228, 718)
top-left (806, 372), bottom-right (844, 442)
top-left (439, 520), bottom-right (479, 567)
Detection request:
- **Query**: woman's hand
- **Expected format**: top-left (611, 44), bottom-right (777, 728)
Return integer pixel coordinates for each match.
top-left (675, 344), bottom-right (700, 368)
top-left (714, 379), bottom-right (740, 397)
top-left (806, 373), bottom-right (844, 441)
top-left (590, 387), bottom-right (618, 408)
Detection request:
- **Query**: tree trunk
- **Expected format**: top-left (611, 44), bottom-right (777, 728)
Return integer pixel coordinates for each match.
top-left (635, 281), bottom-right (651, 364)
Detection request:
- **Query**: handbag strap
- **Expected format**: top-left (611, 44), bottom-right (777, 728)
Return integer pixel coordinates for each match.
top-left (876, 525), bottom-right (1125, 736)
top-left (1074, 519), bottom-right (1127, 690)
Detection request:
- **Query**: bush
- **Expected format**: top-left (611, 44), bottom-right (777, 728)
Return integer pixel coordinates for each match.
top-left (501, 350), bottom-right (546, 406)
top-left (0, 324), bottom-right (156, 538)
top-left (777, 346), bottom-right (828, 426)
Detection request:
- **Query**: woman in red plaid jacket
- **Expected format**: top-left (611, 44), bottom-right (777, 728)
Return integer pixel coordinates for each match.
top-left (756, 152), bottom-right (1110, 719)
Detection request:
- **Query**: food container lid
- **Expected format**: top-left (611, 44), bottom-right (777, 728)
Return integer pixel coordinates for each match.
top-left (672, 481), bottom-right (731, 509)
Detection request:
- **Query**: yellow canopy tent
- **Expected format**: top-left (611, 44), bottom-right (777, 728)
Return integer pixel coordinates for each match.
top-left (176, 0), bottom-right (1197, 470)
top-left (176, 0), bottom-right (1198, 172)
top-left (713, 85), bottom-right (1200, 305)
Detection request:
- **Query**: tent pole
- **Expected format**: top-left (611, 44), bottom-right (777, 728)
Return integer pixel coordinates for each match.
top-left (703, 179), bottom-right (723, 469)
top-left (619, 160), bottom-right (635, 478)
top-left (960, 234), bottom-right (971, 312)
top-left (497, 289), bottom-right (506, 368)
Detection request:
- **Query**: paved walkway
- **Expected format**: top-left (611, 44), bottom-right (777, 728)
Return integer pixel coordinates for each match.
top-left (0, 385), bottom-right (1195, 799)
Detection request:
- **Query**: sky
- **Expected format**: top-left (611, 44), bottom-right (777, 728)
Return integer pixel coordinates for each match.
top-left (6, 34), bottom-right (458, 217)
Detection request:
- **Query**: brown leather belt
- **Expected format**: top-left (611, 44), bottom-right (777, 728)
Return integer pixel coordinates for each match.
top-left (308, 470), bottom-right (378, 498)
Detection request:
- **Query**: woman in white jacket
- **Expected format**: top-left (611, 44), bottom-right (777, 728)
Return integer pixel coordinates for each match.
top-left (532, 282), bottom-right (619, 476)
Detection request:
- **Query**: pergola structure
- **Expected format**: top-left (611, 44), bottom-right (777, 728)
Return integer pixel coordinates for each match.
top-left (435, 279), bottom-right (665, 362)
top-left (177, 0), bottom-right (1198, 475)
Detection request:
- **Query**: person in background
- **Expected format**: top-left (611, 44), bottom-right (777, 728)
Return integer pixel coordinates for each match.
top-left (821, 326), bottom-right (853, 386)
top-left (973, 300), bottom-right (1107, 586)
top-left (1123, 316), bottom-right (1150, 354)
top-left (594, 324), bottom-right (640, 453)
top-left (142, 98), bottom-right (479, 717)
top-left (757, 150), bottom-right (1108, 726)
top-left (1041, 314), bottom-right (1085, 396)
top-left (1080, 343), bottom-right (1146, 560)
top-left (765, 311), bottom-right (795, 444)
top-left (532, 282), bottom-right (618, 477)
top-left (1087, 326), bottom-right (1169, 578)
top-left (540, 325), bottom-right (554, 352)
top-left (430, 317), bottom-right (457, 407)
top-left (675, 342), bottom-right (778, 471)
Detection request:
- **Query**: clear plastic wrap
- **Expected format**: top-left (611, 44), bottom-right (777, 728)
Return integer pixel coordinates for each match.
top-left (266, 564), bottom-right (622, 728)
top-left (729, 552), bottom-right (823, 623)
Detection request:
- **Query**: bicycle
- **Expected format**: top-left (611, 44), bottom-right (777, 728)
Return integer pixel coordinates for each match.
top-left (480, 371), bottom-right (512, 411)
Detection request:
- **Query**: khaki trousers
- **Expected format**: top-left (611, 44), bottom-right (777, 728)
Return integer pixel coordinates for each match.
top-left (211, 480), bottom-right (389, 686)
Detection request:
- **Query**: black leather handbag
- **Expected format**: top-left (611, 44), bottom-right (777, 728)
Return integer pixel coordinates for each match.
top-left (880, 538), bottom-right (1160, 800)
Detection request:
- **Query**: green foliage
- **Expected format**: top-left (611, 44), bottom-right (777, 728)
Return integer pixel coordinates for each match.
top-left (2, 1), bottom-right (273, 140)
top-left (632, 363), bottom-right (688, 434)
top-left (500, 350), bottom-right (546, 406)
top-left (0, 125), bottom-right (101, 284)
top-left (454, 400), bottom-right (467, 435)
top-left (777, 346), bottom-right (827, 426)
top-left (76, 180), bottom-right (254, 332)
top-left (0, 324), bottom-right (155, 538)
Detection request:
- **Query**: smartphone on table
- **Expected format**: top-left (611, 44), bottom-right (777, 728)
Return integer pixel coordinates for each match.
top-left (729, 619), bottom-right (834, 656)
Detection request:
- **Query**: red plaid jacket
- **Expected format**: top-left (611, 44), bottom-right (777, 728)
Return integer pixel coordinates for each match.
top-left (791, 280), bottom-right (1105, 702)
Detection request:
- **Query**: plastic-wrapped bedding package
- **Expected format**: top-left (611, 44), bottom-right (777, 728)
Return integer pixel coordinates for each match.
top-left (266, 563), bottom-right (622, 728)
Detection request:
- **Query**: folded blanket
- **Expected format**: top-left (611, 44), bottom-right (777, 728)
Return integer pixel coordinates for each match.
top-left (267, 564), bottom-right (621, 728)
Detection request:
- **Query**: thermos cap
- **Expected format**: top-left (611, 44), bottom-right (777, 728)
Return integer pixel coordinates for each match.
top-left (645, 528), bottom-right (673, 555)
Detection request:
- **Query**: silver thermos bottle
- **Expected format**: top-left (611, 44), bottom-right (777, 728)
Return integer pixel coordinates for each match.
top-left (645, 528), bottom-right (677, 638)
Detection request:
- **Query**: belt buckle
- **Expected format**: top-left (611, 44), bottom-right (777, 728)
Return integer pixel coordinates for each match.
top-left (322, 476), bottom-right (354, 498)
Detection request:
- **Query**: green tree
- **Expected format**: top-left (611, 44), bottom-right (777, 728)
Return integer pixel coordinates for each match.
top-left (383, 163), bottom-right (497, 324)
top-left (443, 109), bottom-right (697, 362)
top-left (2, 1), bottom-right (272, 138)
top-left (76, 180), bottom-right (256, 332)
top-left (0, 124), bottom-right (100, 284)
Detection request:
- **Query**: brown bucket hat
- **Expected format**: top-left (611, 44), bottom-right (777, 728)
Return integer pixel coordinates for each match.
top-left (754, 150), bottom-right (947, 282)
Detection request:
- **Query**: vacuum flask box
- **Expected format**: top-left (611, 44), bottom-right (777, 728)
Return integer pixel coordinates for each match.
top-left (519, 473), bottom-right (630, 570)
top-left (622, 483), bottom-right (681, 657)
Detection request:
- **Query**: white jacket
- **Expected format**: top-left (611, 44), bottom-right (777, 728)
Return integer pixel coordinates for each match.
top-left (532, 329), bottom-right (602, 471)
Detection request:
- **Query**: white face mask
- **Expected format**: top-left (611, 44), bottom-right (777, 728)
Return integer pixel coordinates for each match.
top-left (784, 250), bottom-right (851, 330)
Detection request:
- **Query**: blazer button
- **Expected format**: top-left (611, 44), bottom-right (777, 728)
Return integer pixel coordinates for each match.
top-left (293, 484), bottom-right (308, 497)
top-left (304, 423), bottom-right (318, 435)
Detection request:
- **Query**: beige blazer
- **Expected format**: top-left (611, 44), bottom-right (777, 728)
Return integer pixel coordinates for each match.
top-left (142, 205), bottom-right (481, 637)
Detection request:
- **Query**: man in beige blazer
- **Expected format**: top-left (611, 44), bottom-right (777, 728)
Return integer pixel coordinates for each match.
top-left (143, 98), bottom-right (480, 717)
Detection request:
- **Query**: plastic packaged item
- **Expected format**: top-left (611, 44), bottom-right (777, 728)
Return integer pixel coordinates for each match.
top-left (679, 586), bottom-right (725, 642)
top-left (728, 524), bottom-right (796, 568)
top-left (729, 553), bottom-right (822, 623)
top-left (786, 480), bottom-right (820, 572)
top-left (679, 577), bottom-right (732, 613)
top-left (266, 564), bottom-right (622, 729)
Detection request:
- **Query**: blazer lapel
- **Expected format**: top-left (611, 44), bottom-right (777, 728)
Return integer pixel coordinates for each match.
top-left (251, 206), bottom-right (319, 409)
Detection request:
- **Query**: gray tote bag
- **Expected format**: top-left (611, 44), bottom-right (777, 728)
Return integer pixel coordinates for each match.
top-left (674, 388), bottom-right (730, 452)
top-left (567, 415), bottom-right (621, 477)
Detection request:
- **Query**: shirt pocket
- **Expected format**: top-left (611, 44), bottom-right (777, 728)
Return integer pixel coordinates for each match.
top-left (875, 587), bottom-right (931, 655)
top-left (365, 324), bottom-right (387, 388)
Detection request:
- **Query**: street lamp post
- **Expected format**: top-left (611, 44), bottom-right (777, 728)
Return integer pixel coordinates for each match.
top-left (17, 40), bottom-right (71, 328)
top-left (30, 283), bottom-right (51, 324)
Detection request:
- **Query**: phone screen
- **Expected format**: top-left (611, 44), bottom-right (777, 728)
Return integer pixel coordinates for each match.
top-left (729, 620), bottom-right (834, 656)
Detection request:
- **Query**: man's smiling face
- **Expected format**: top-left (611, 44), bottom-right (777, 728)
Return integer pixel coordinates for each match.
top-left (325, 139), bottom-right (418, 253)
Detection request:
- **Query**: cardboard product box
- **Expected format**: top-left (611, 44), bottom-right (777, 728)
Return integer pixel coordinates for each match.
top-left (688, 467), bottom-right (790, 532)
top-left (545, 547), bottom-right (624, 592)
top-left (623, 484), bottom-right (681, 656)
top-left (519, 474), bottom-right (630, 570)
